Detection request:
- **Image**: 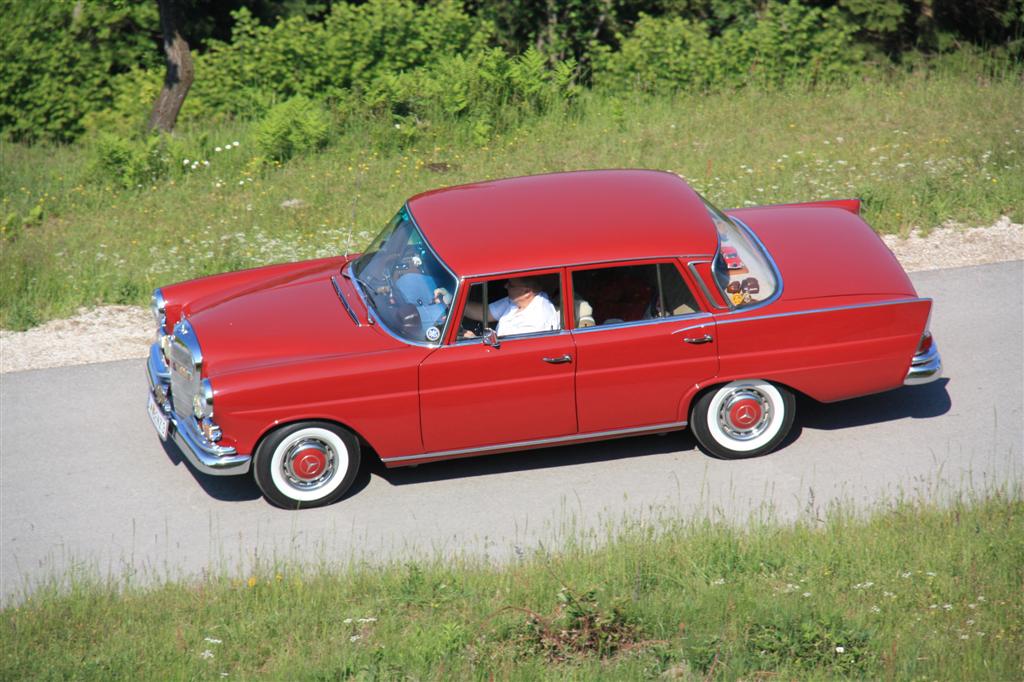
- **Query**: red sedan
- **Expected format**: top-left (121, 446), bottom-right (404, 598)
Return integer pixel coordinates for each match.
top-left (147, 170), bottom-right (942, 508)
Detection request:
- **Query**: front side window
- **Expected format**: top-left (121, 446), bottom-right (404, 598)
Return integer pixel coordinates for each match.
top-left (457, 273), bottom-right (562, 340)
top-left (352, 208), bottom-right (457, 344)
top-left (703, 198), bottom-right (778, 308)
top-left (571, 263), bottom-right (699, 327)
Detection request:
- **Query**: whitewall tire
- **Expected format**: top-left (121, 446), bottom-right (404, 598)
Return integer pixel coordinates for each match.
top-left (253, 421), bottom-right (360, 509)
top-left (690, 380), bottom-right (795, 459)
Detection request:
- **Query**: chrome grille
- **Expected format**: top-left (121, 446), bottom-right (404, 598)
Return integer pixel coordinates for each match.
top-left (168, 318), bottom-right (203, 421)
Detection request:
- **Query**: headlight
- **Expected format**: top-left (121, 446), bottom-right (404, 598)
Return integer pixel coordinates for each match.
top-left (151, 288), bottom-right (167, 330)
top-left (193, 378), bottom-right (214, 419)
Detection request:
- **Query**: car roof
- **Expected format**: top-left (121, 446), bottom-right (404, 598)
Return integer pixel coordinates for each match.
top-left (406, 170), bottom-right (718, 277)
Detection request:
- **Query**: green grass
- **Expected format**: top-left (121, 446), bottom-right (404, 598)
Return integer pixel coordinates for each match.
top-left (3, 493), bottom-right (1021, 680)
top-left (2, 68), bottom-right (1022, 329)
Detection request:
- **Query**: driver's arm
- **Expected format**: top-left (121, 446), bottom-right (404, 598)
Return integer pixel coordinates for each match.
top-left (461, 300), bottom-right (497, 323)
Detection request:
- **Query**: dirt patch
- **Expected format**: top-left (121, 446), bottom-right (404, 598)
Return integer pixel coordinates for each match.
top-left (1, 218), bottom-right (1021, 374)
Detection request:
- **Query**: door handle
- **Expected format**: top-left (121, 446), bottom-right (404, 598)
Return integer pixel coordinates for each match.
top-left (683, 334), bottom-right (713, 345)
top-left (542, 354), bottom-right (573, 364)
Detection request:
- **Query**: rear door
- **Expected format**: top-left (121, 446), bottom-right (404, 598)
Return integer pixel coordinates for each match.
top-left (569, 261), bottom-right (719, 432)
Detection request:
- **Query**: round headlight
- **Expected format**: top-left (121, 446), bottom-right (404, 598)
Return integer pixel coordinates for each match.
top-left (193, 379), bottom-right (214, 419)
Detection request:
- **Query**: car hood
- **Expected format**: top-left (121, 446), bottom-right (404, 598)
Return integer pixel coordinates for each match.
top-left (728, 206), bottom-right (916, 301)
top-left (184, 262), bottom-right (402, 376)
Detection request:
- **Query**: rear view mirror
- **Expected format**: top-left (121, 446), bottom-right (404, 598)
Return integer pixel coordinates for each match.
top-left (482, 328), bottom-right (500, 349)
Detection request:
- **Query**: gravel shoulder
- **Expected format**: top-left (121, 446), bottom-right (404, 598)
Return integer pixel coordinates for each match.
top-left (1, 218), bottom-right (1021, 374)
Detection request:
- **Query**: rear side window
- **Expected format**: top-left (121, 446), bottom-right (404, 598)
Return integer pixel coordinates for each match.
top-left (571, 263), bottom-right (699, 327)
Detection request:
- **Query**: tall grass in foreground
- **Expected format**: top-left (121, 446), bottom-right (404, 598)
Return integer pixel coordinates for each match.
top-left (2, 69), bottom-right (1022, 329)
top-left (3, 493), bottom-right (1021, 680)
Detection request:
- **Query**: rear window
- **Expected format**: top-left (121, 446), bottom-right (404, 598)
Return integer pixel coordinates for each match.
top-left (703, 199), bottom-right (778, 308)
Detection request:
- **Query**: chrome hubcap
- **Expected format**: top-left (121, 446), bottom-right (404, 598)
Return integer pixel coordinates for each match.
top-left (717, 388), bottom-right (772, 441)
top-left (282, 438), bottom-right (337, 490)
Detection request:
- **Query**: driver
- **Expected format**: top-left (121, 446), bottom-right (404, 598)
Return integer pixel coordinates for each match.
top-left (456, 277), bottom-right (560, 338)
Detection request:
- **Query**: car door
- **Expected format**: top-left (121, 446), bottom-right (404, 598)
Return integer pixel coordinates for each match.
top-left (569, 260), bottom-right (719, 433)
top-left (418, 270), bottom-right (578, 453)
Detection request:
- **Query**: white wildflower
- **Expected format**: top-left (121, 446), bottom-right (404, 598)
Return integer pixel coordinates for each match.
top-left (357, 617), bottom-right (377, 623)
top-left (233, 141), bottom-right (240, 147)
top-left (200, 650), bottom-right (215, 659)
top-left (204, 637), bottom-right (223, 644)
top-left (350, 634), bottom-right (361, 642)
top-left (183, 159), bottom-right (190, 165)
top-left (835, 646), bottom-right (845, 653)
top-left (215, 146), bottom-right (222, 152)
top-left (711, 578), bottom-right (725, 586)
top-left (343, 618), bottom-right (353, 624)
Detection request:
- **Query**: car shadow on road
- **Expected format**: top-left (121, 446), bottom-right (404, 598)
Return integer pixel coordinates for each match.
top-left (158, 436), bottom-right (376, 504)
top-left (158, 438), bottom-right (262, 502)
top-left (365, 429), bottom-right (699, 487)
top-left (797, 378), bottom-right (951, 430)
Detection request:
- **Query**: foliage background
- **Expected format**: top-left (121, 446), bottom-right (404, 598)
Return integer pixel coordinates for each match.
top-left (1, 0), bottom-right (1021, 144)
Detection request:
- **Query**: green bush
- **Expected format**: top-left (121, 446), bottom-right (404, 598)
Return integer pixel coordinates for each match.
top-left (253, 96), bottom-right (331, 163)
top-left (89, 133), bottom-right (179, 189)
top-left (177, 0), bottom-right (494, 124)
top-left (361, 47), bottom-right (578, 134)
top-left (595, 1), bottom-right (864, 93)
top-left (0, 0), bottom-right (157, 143)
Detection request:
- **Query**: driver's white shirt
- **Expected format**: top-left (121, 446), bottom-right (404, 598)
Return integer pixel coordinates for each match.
top-left (489, 292), bottom-right (560, 337)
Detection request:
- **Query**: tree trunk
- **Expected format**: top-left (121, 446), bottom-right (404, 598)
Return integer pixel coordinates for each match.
top-left (147, 0), bottom-right (193, 133)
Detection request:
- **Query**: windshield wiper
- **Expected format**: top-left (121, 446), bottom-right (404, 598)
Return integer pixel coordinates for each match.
top-left (342, 267), bottom-right (379, 323)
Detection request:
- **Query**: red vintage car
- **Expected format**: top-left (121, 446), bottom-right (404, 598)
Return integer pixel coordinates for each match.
top-left (147, 170), bottom-right (942, 508)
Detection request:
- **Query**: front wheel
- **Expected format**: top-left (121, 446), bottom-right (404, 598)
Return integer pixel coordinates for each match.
top-left (253, 421), bottom-right (360, 509)
top-left (690, 380), bottom-right (795, 459)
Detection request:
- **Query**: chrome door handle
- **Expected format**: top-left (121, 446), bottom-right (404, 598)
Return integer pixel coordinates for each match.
top-left (684, 334), bottom-right (713, 345)
top-left (542, 354), bottom-right (573, 364)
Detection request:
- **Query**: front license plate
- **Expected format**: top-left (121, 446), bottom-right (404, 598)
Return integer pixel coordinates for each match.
top-left (148, 393), bottom-right (170, 441)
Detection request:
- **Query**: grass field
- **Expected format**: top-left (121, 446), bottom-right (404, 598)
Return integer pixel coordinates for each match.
top-left (2, 492), bottom-right (1020, 680)
top-left (1, 68), bottom-right (1022, 330)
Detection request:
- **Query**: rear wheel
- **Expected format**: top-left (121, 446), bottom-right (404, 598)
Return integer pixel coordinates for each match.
top-left (253, 421), bottom-right (360, 509)
top-left (690, 380), bottom-right (795, 459)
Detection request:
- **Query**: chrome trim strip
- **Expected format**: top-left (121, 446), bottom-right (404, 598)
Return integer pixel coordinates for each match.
top-left (454, 329), bottom-right (573, 346)
top-left (572, 311), bottom-right (712, 335)
top-left (147, 346), bottom-right (250, 476)
top-left (330, 275), bottom-right (360, 326)
top-left (688, 261), bottom-right (730, 311)
top-left (467, 256), bottom-right (713, 280)
top-left (904, 342), bottom-right (942, 385)
top-left (381, 421), bottom-right (688, 463)
top-left (715, 297), bottom-right (931, 326)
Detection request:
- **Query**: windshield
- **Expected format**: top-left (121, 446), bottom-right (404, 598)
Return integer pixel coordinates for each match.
top-left (352, 207), bottom-right (457, 344)
top-left (703, 198), bottom-right (778, 308)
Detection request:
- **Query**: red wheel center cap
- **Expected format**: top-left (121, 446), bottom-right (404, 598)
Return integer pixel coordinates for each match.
top-left (293, 449), bottom-right (327, 480)
top-left (729, 398), bottom-right (762, 429)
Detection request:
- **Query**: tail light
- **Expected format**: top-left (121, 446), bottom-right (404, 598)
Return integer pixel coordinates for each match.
top-left (917, 331), bottom-right (933, 354)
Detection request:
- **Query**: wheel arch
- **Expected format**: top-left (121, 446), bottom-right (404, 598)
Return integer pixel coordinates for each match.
top-left (250, 416), bottom-right (380, 466)
top-left (680, 376), bottom-right (807, 422)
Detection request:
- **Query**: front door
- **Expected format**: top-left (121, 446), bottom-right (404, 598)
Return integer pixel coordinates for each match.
top-left (418, 271), bottom-right (577, 453)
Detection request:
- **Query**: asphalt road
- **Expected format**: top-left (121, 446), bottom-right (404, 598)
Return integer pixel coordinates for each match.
top-left (2, 262), bottom-right (1021, 603)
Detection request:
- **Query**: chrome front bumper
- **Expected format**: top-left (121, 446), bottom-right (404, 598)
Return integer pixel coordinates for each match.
top-left (904, 342), bottom-right (942, 386)
top-left (147, 343), bottom-right (251, 476)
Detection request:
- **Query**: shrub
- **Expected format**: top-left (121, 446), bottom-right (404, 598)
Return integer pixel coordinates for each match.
top-left (253, 96), bottom-right (331, 163)
top-left (89, 133), bottom-right (177, 189)
top-left (594, 1), bottom-right (863, 93)
top-left (0, 0), bottom-right (157, 143)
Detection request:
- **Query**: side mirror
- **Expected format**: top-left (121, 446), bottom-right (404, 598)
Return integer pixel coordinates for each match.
top-left (482, 328), bottom-right (500, 349)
